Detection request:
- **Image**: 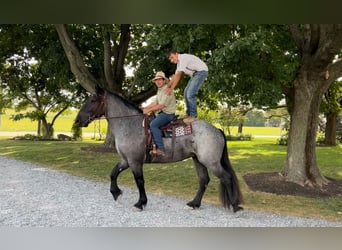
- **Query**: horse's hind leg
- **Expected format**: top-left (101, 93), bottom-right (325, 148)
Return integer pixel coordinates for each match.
top-left (110, 161), bottom-right (129, 201)
top-left (214, 167), bottom-right (243, 212)
top-left (186, 157), bottom-right (210, 209)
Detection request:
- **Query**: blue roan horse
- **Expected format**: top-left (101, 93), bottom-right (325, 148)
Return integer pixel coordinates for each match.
top-left (75, 88), bottom-right (243, 212)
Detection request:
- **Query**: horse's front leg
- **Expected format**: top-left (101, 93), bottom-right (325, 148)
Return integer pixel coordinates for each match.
top-left (131, 164), bottom-right (147, 211)
top-left (110, 161), bottom-right (129, 201)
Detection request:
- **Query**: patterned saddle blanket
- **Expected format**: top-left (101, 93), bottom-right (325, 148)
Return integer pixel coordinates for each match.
top-left (160, 119), bottom-right (193, 137)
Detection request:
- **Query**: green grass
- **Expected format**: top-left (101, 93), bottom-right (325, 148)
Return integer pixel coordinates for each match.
top-left (223, 126), bottom-right (283, 136)
top-left (1, 109), bottom-right (282, 136)
top-left (0, 137), bottom-right (341, 222)
top-left (0, 109), bottom-right (106, 134)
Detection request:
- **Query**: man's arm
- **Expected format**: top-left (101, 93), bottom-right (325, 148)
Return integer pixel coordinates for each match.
top-left (142, 103), bottom-right (165, 114)
top-left (165, 71), bottom-right (182, 95)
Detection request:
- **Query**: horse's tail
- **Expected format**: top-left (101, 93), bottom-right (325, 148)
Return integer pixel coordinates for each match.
top-left (218, 129), bottom-right (243, 212)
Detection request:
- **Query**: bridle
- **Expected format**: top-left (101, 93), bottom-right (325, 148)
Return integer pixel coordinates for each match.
top-left (86, 92), bottom-right (106, 123)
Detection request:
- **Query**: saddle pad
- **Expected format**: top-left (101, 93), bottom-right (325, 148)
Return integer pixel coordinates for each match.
top-left (174, 124), bottom-right (192, 137)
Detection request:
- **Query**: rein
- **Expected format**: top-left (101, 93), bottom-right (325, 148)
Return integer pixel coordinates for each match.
top-left (106, 114), bottom-right (143, 120)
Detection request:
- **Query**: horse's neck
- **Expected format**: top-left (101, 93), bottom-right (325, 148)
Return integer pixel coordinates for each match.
top-left (106, 93), bottom-right (142, 118)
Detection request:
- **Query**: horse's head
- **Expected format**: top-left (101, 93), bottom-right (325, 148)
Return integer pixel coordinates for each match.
top-left (75, 91), bottom-right (106, 127)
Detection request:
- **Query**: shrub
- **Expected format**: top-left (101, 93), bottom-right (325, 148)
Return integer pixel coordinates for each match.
top-left (226, 134), bottom-right (252, 141)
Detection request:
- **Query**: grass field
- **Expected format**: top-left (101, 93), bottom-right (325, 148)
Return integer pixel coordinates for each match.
top-left (0, 109), bottom-right (105, 134)
top-left (0, 137), bottom-right (341, 222)
top-left (0, 108), bottom-right (283, 136)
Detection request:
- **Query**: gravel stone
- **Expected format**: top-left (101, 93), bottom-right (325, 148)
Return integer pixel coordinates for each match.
top-left (1, 156), bottom-right (341, 227)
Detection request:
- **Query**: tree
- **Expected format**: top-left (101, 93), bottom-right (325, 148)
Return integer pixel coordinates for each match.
top-left (1, 47), bottom-right (84, 138)
top-left (320, 80), bottom-right (342, 146)
top-left (0, 24), bottom-right (86, 138)
top-left (283, 24), bottom-right (342, 186)
top-left (55, 24), bottom-right (158, 146)
top-left (245, 110), bottom-right (267, 127)
top-left (201, 24), bottom-right (342, 187)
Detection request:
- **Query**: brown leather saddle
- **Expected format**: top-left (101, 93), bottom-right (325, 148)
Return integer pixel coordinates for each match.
top-left (143, 115), bottom-right (193, 162)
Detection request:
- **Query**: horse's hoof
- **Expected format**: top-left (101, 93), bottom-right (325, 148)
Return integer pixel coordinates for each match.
top-left (132, 205), bottom-right (144, 212)
top-left (115, 194), bottom-right (122, 203)
top-left (132, 201), bottom-right (147, 211)
top-left (183, 205), bottom-right (199, 210)
top-left (233, 206), bottom-right (243, 213)
top-left (111, 189), bottom-right (122, 201)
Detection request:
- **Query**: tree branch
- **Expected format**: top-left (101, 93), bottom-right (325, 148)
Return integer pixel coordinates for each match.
top-left (102, 26), bottom-right (116, 89)
top-left (130, 86), bottom-right (156, 105)
top-left (113, 24), bottom-right (131, 88)
top-left (51, 105), bottom-right (69, 126)
top-left (289, 24), bottom-right (304, 54)
top-left (55, 24), bottom-right (97, 94)
top-left (116, 24), bottom-right (130, 77)
top-left (309, 24), bottom-right (320, 54)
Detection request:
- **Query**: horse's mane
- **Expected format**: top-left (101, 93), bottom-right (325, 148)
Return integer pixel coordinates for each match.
top-left (105, 89), bottom-right (143, 114)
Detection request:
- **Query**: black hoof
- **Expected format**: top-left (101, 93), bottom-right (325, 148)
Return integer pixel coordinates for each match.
top-left (186, 201), bottom-right (201, 209)
top-left (134, 200), bottom-right (147, 211)
top-left (132, 205), bottom-right (144, 212)
top-left (233, 205), bottom-right (243, 213)
top-left (111, 189), bottom-right (122, 201)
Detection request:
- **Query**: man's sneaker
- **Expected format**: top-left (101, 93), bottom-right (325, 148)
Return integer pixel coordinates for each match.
top-left (183, 116), bottom-right (197, 124)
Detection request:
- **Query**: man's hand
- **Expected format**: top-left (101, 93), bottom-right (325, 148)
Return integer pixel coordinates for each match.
top-left (164, 87), bottom-right (173, 95)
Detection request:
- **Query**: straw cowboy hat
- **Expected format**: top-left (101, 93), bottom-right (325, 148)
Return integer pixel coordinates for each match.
top-left (152, 71), bottom-right (169, 83)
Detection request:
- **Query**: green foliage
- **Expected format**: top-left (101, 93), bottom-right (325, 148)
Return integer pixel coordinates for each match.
top-left (226, 134), bottom-right (252, 141)
top-left (207, 25), bottom-right (298, 108)
top-left (0, 25), bottom-right (88, 137)
top-left (277, 135), bottom-right (288, 146)
top-left (265, 107), bottom-right (290, 128)
top-left (244, 110), bottom-right (265, 127)
top-left (277, 132), bottom-right (340, 146)
top-left (71, 122), bottom-right (82, 141)
top-left (321, 80), bottom-right (342, 114)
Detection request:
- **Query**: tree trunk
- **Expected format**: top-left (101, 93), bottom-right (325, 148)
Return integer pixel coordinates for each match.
top-left (284, 73), bottom-right (328, 187)
top-left (285, 24), bottom-right (342, 188)
top-left (41, 119), bottom-right (54, 139)
top-left (324, 113), bottom-right (337, 146)
top-left (304, 90), bottom-right (328, 186)
top-left (284, 77), bottom-right (312, 185)
top-left (103, 125), bottom-right (117, 151)
top-left (238, 123), bottom-right (243, 134)
top-left (37, 119), bottom-right (41, 136)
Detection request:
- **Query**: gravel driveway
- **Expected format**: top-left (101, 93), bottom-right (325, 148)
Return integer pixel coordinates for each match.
top-left (1, 156), bottom-right (341, 227)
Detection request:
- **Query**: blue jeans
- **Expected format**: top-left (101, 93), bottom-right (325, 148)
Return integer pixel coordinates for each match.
top-left (150, 111), bottom-right (176, 150)
top-left (184, 70), bottom-right (208, 117)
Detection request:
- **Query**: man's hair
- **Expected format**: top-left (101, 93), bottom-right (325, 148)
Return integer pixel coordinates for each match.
top-left (167, 49), bottom-right (178, 57)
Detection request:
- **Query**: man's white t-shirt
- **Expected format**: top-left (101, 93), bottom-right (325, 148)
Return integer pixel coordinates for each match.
top-left (176, 54), bottom-right (208, 77)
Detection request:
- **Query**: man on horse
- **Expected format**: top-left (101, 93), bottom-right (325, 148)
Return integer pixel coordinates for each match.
top-left (166, 50), bottom-right (208, 124)
top-left (142, 71), bottom-right (176, 156)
